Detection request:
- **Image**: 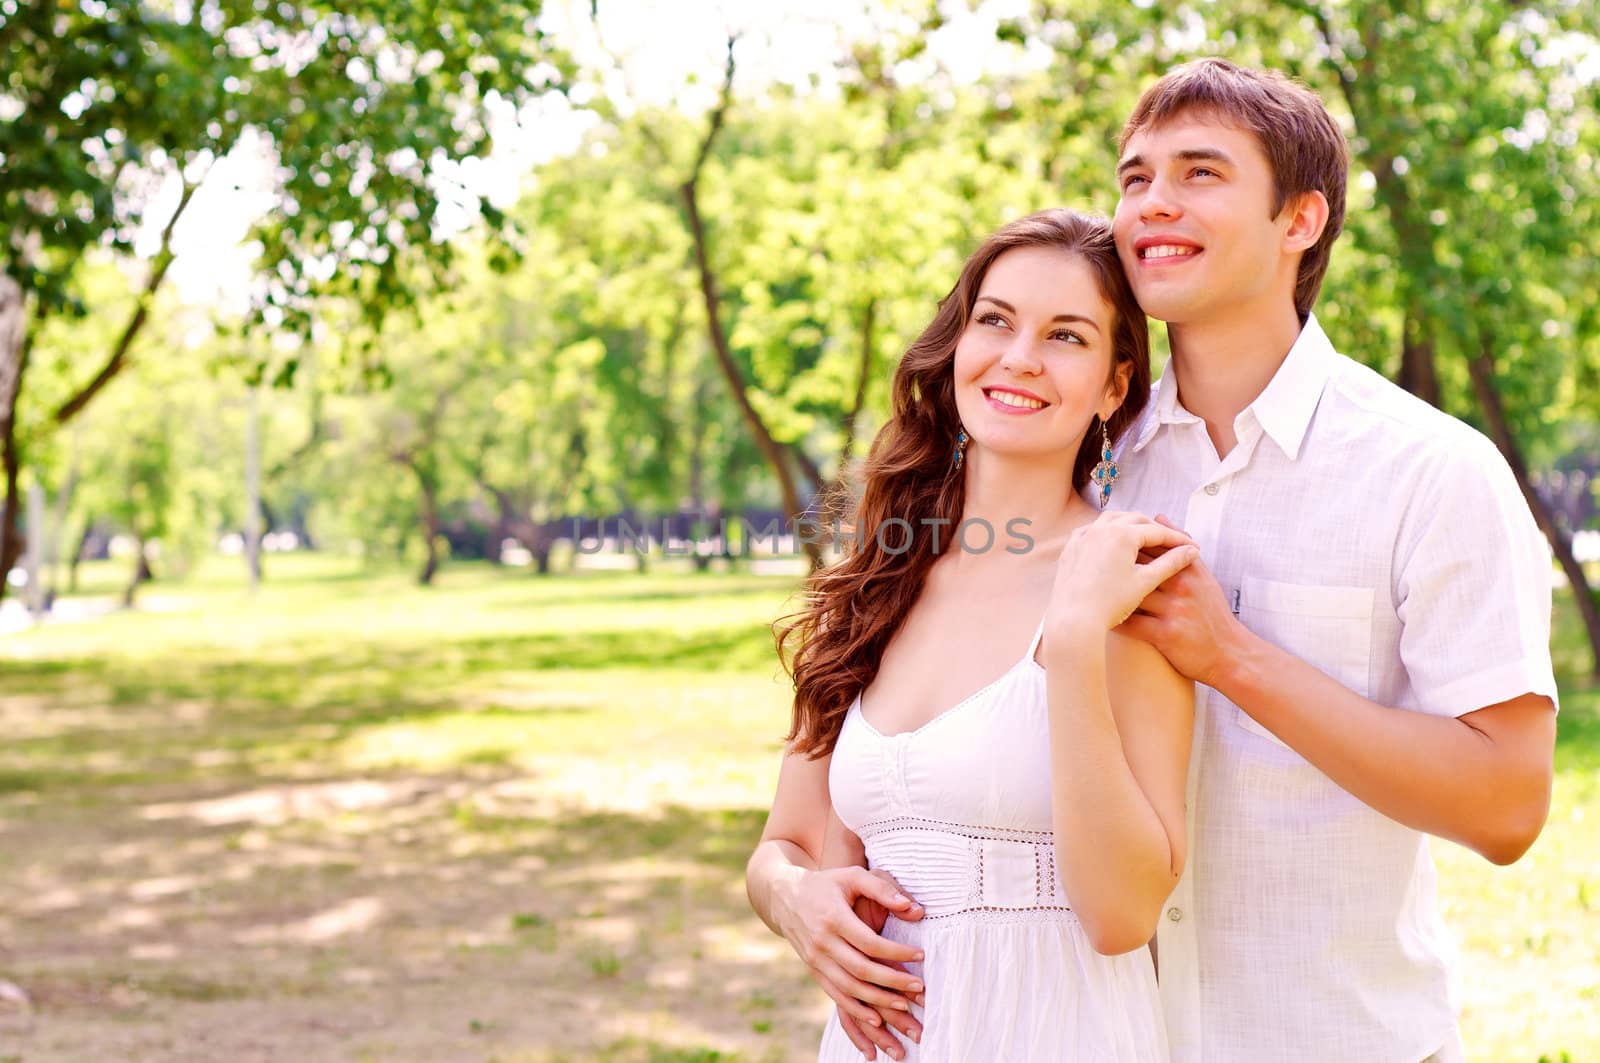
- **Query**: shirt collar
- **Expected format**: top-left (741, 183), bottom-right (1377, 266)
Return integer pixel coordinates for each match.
top-left (1127, 314), bottom-right (1336, 461)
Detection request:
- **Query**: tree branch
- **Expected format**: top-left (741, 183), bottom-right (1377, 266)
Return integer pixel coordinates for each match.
top-left (54, 175), bottom-right (201, 425)
top-left (687, 36), bottom-right (738, 187)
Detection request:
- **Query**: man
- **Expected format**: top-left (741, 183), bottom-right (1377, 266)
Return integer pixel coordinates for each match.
top-left (1108, 58), bottom-right (1557, 1063)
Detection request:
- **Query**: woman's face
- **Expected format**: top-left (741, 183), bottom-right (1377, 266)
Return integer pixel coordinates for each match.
top-left (951, 246), bottom-right (1127, 463)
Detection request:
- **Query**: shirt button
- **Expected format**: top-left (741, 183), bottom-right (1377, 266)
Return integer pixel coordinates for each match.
top-left (1167, 907), bottom-right (1183, 922)
top-left (1203, 483), bottom-right (1220, 496)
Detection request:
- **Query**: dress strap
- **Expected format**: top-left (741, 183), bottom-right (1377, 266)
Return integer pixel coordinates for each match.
top-left (1024, 613), bottom-right (1048, 666)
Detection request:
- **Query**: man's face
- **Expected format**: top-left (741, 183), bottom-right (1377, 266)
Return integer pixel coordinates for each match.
top-left (1113, 113), bottom-right (1295, 326)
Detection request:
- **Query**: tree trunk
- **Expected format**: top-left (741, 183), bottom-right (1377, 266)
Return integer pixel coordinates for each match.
top-left (122, 539), bottom-right (153, 609)
top-left (0, 276), bottom-right (28, 606)
top-left (46, 429), bottom-right (80, 600)
top-left (410, 463), bottom-right (442, 586)
top-left (1467, 343), bottom-right (1600, 677)
top-left (68, 517), bottom-right (94, 594)
top-left (677, 38), bottom-right (823, 573)
top-left (682, 179), bottom-right (820, 571)
top-left (1303, 8), bottom-right (1444, 412)
top-left (838, 297), bottom-right (877, 481)
top-left (1396, 311), bottom-right (1440, 407)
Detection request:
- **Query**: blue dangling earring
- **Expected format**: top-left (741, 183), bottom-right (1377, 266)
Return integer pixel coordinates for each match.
top-left (1090, 420), bottom-right (1118, 508)
top-left (952, 427), bottom-right (969, 471)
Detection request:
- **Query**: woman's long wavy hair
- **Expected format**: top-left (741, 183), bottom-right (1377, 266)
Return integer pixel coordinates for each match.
top-left (774, 209), bottom-right (1152, 758)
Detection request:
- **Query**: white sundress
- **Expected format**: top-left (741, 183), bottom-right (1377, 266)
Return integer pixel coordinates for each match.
top-left (817, 618), bottom-right (1170, 1063)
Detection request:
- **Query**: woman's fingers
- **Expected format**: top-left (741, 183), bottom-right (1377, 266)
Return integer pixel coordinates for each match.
top-left (1127, 520), bottom-right (1196, 553)
top-left (1130, 545), bottom-right (1198, 604)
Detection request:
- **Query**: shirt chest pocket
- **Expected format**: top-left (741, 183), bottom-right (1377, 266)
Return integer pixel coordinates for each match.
top-left (1234, 577), bottom-right (1375, 748)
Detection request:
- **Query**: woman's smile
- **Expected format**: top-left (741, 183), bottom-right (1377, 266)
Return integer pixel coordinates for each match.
top-left (982, 386), bottom-right (1052, 414)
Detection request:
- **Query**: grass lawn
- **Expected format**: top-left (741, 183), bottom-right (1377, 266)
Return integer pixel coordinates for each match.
top-left (0, 554), bottom-right (1596, 1062)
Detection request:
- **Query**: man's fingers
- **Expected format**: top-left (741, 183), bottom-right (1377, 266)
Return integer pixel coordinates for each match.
top-left (864, 870), bottom-right (926, 920)
top-left (839, 1003), bottom-right (906, 1060)
top-left (877, 1001), bottom-right (922, 1043)
top-left (1136, 588), bottom-right (1172, 614)
top-left (835, 1008), bottom-right (878, 1059)
top-left (828, 941), bottom-right (924, 1004)
top-left (836, 916), bottom-right (925, 969)
top-left (1116, 613), bottom-right (1161, 645)
top-left (825, 990), bottom-right (902, 1060)
top-left (819, 964), bottom-right (898, 1029)
top-left (851, 868), bottom-right (920, 913)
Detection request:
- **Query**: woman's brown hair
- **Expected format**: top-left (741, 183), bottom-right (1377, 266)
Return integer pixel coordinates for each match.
top-left (775, 208), bottom-right (1151, 758)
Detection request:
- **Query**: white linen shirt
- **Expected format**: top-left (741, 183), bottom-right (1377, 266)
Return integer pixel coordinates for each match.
top-left (1110, 315), bottom-right (1558, 1063)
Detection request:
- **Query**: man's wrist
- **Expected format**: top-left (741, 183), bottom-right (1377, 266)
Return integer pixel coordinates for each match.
top-left (1210, 615), bottom-right (1266, 697)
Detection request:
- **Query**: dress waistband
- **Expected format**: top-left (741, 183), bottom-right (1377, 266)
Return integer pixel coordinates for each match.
top-left (859, 817), bottom-right (1072, 920)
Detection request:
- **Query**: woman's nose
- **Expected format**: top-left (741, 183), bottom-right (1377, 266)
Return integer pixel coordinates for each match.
top-left (998, 336), bottom-right (1042, 373)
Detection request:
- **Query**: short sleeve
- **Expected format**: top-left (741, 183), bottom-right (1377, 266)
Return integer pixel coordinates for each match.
top-left (1393, 430), bottom-right (1558, 717)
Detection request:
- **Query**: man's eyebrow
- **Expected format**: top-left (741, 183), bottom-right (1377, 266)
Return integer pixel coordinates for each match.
top-left (1176, 147), bottom-right (1234, 166)
top-left (974, 296), bottom-right (1102, 332)
top-left (1117, 146), bottom-right (1235, 174)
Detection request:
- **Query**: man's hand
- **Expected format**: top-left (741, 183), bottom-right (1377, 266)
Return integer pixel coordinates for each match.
top-left (833, 870), bottom-right (924, 1058)
top-left (781, 866), bottom-right (924, 1060)
top-left (1117, 515), bottom-right (1246, 687)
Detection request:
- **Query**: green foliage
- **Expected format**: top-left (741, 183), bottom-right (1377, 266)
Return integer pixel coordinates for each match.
top-left (12, 1), bottom-right (1600, 591)
top-left (1, 0), bottom-right (571, 336)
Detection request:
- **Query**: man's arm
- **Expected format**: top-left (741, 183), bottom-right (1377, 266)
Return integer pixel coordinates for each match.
top-left (1119, 555), bottom-right (1555, 865)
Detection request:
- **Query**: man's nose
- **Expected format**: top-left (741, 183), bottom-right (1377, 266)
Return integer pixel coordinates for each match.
top-left (1139, 176), bottom-right (1181, 222)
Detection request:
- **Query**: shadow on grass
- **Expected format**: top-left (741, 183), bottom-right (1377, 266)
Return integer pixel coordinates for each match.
top-left (494, 805), bottom-right (769, 875)
top-left (538, 1039), bottom-right (785, 1063)
top-left (0, 620), bottom-right (780, 795)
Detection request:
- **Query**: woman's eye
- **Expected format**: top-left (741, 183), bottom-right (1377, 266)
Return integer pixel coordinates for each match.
top-left (977, 312), bottom-right (1007, 327)
top-left (1051, 329), bottom-right (1086, 345)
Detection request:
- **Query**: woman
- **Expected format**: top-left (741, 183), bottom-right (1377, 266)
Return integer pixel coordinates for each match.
top-left (745, 209), bottom-right (1197, 1062)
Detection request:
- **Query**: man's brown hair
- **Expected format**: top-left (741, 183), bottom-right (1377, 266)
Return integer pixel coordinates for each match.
top-left (1120, 58), bottom-right (1349, 320)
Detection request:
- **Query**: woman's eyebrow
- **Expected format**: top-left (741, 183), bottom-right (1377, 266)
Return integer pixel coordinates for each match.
top-left (976, 296), bottom-right (1101, 332)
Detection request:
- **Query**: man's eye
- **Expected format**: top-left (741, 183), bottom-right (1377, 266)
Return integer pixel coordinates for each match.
top-left (1122, 174), bottom-right (1148, 189)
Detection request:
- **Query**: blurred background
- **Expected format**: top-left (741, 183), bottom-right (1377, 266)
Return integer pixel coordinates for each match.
top-left (1, 1), bottom-right (1597, 1060)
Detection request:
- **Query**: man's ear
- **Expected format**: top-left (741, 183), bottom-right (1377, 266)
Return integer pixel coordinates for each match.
top-left (1283, 190), bottom-right (1330, 254)
top-left (1099, 358), bottom-right (1134, 422)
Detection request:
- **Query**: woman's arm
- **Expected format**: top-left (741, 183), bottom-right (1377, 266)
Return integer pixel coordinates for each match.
top-left (746, 745), bottom-right (926, 1059)
top-left (1041, 512), bottom-right (1198, 954)
top-left (1044, 629), bottom-right (1192, 954)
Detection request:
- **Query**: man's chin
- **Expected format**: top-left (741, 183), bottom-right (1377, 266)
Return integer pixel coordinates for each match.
top-left (1129, 293), bottom-right (1197, 324)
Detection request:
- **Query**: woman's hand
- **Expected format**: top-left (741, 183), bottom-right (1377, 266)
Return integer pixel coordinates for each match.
top-left (1048, 511), bottom-right (1198, 637)
top-left (780, 866), bottom-right (926, 1060)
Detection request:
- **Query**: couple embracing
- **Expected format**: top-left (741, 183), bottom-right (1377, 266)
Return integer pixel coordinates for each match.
top-left (747, 59), bottom-right (1557, 1063)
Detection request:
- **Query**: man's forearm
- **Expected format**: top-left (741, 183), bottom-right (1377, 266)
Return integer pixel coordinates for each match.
top-left (746, 839), bottom-right (813, 939)
top-left (1215, 628), bottom-right (1554, 864)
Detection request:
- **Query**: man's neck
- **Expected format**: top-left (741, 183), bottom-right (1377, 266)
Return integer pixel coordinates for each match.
top-left (1165, 303), bottom-right (1306, 457)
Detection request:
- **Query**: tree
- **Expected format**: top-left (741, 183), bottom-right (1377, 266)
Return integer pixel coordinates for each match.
top-left (0, 0), bottom-right (570, 600)
top-left (1000, 0), bottom-right (1600, 672)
